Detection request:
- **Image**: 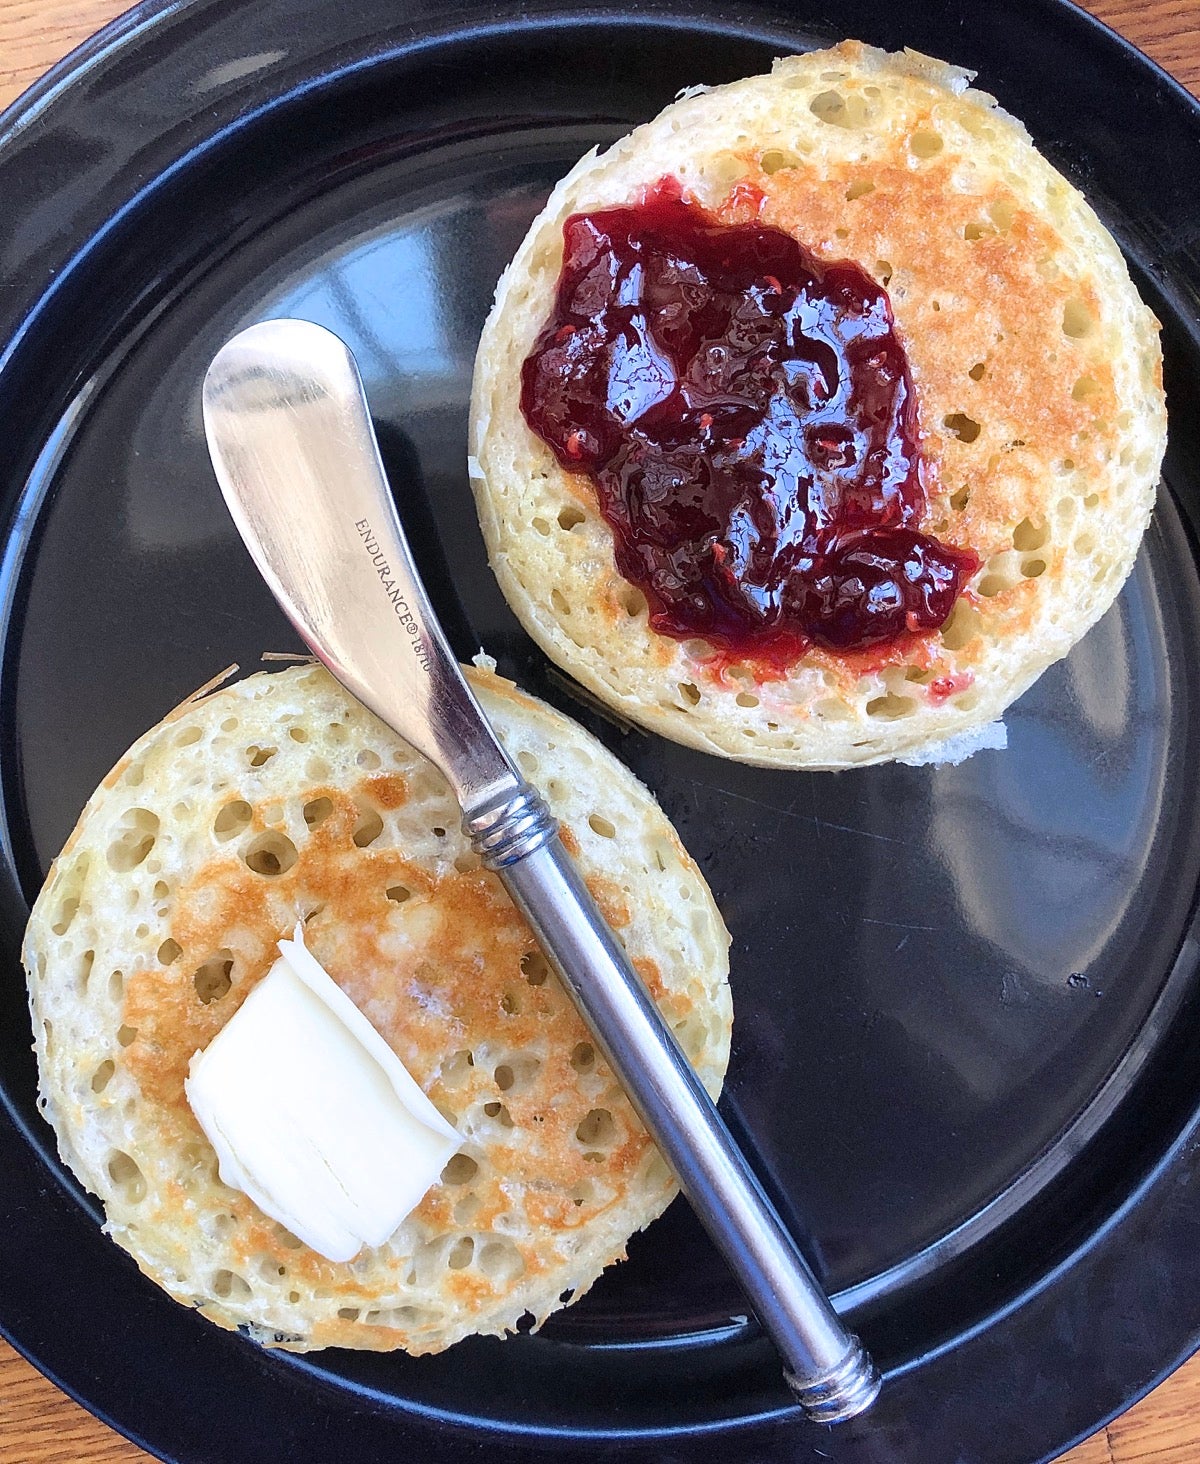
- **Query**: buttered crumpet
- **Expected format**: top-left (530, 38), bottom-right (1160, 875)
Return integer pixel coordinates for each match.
top-left (470, 42), bottom-right (1166, 768)
top-left (23, 664), bottom-right (731, 1353)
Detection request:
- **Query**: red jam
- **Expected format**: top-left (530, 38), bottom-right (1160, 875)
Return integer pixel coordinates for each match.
top-left (929, 670), bottom-right (975, 703)
top-left (519, 182), bottom-right (979, 659)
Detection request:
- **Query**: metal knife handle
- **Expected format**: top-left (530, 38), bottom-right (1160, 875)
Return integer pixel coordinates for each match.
top-left (467, 783), bottom-right (879, 1423)
top-left (203, 317), bottom-right (880, 1422)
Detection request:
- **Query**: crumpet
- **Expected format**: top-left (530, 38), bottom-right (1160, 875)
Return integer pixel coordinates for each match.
top-left (470, 42), bottom-right (1166, 768)
top-left (23, 663), bottom-right (731, 1352)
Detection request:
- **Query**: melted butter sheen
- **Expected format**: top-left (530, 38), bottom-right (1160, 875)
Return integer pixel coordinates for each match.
top-left (520, 184), bottom-right (978, 658)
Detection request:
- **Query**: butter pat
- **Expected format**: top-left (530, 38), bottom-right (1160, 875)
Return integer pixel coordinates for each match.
top-left (185, 924), bottom-right (461, 1262)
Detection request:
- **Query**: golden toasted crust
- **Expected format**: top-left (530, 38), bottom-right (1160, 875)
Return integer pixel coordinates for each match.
top-left (470, 42), bottom-right (1166, 768)
top-left (23, 664), bottom-right (731, 1352)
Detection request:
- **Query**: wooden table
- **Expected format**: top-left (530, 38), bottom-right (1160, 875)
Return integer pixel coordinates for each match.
top-left (2, 0), bottom-right (1199, 1459)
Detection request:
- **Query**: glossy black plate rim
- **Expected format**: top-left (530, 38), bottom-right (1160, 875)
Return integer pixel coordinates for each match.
top-left (2, 1), bottom-right (1200, 1461)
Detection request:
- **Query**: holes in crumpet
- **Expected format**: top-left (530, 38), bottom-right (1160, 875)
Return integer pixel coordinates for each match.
top-left (302, 796), bottom-right (333, 828)
top-left (588, 814), bottom-right (616, 839)
top-left (557, 504), bottom-right (586, 531)
top-left (941, 600), bottom-right (983, 650)
top-left (943, 413), bottom-right (982, 444)
top-left (989, 199), bottom-right (1016, 233)
top-left (809, 89), bottom-right (870, 127)
top-left (521, 950), bottom-right (550, 986)
top-left (1062, 298), bottom-right (1096, 339)
top-left (91, 1060), bottom-right (115, 1094)
top-left (845, 178), bottom-right (875, 200)
top-left (576, 1109), bottom-right (617, 1147)
top-left (212, 1270), bottom-right (252, 1301)
top-left (865, 693), bottom-right (916, 720)
top-left (814, 697), bottom-right (851, 720)
top-left (243, 831), bottom-right (297, 877)
top-left (386, 884), bottom-right (411, 904)
top-left (447, 1237), bottom-right (475, 1270)
top-left (760, 148), bottom-right (802, 173)
top-left (352, 802), bottom-right (384, 848)
top-left (677, 681), bottom-right (701, 707)
top-left (51, 896), bottom-right (80, 938)
top-left (698, 152), bottom-right (744, 191)
top-left (440, 1052), bottom-right (474, 1094)
top-left (482, 1100), bottom-right (513, 1128)
top-left (108, 1151), bottom-right (146, 1204)
top-left (441, 1153), bottom-right (479, 1185)
top-left (500, 1056), bottom-right (540, 1092)
top-left (968, 361), bottom-right (987, 381)
top-left (909, 129), bottom-right (943, 158)
top-left (810, 89), bottom-right (845, 123)
top-left (246, 744), bottom-right (276, 768)
top-left (570, 1041), bottom-right (595, 1072)
top-left (619, 585), bottom-right (647, 618)
top-left (213, 800), bottom-right (252, 841)
top-left (1012, 518), bottom-right (1048, 552)
top-left (157, 938), bottom-right (182, 966)
top-left (193, 951), bottom-right (234, 1004)
top-left (1072, 375), bottom-right (1102, 402)
top-left (107, 808), bottom-right (159, 872)
top-left (478, 1238), bottom-right (524, 1285)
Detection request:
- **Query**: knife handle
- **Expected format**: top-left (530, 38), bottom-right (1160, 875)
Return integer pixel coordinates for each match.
top-left (465, 785), bottom-right (881, 1424)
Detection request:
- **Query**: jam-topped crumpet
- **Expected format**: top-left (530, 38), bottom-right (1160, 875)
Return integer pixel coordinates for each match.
top-left (23, 663), bottom-right (731, 1353)
top-left (470, 43), bottom-right (1166, 768)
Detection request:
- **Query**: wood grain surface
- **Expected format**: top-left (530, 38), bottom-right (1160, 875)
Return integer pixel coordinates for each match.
top-left (1, 0), bottom-right (1198, 1460)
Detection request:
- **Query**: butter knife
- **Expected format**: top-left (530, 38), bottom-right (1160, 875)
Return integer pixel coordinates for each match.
top-left (201, 317), bottom-right (880, 1423)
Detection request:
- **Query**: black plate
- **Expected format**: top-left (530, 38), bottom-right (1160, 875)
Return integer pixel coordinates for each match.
top-left (3, 1), bottom-right (1200, 1460)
